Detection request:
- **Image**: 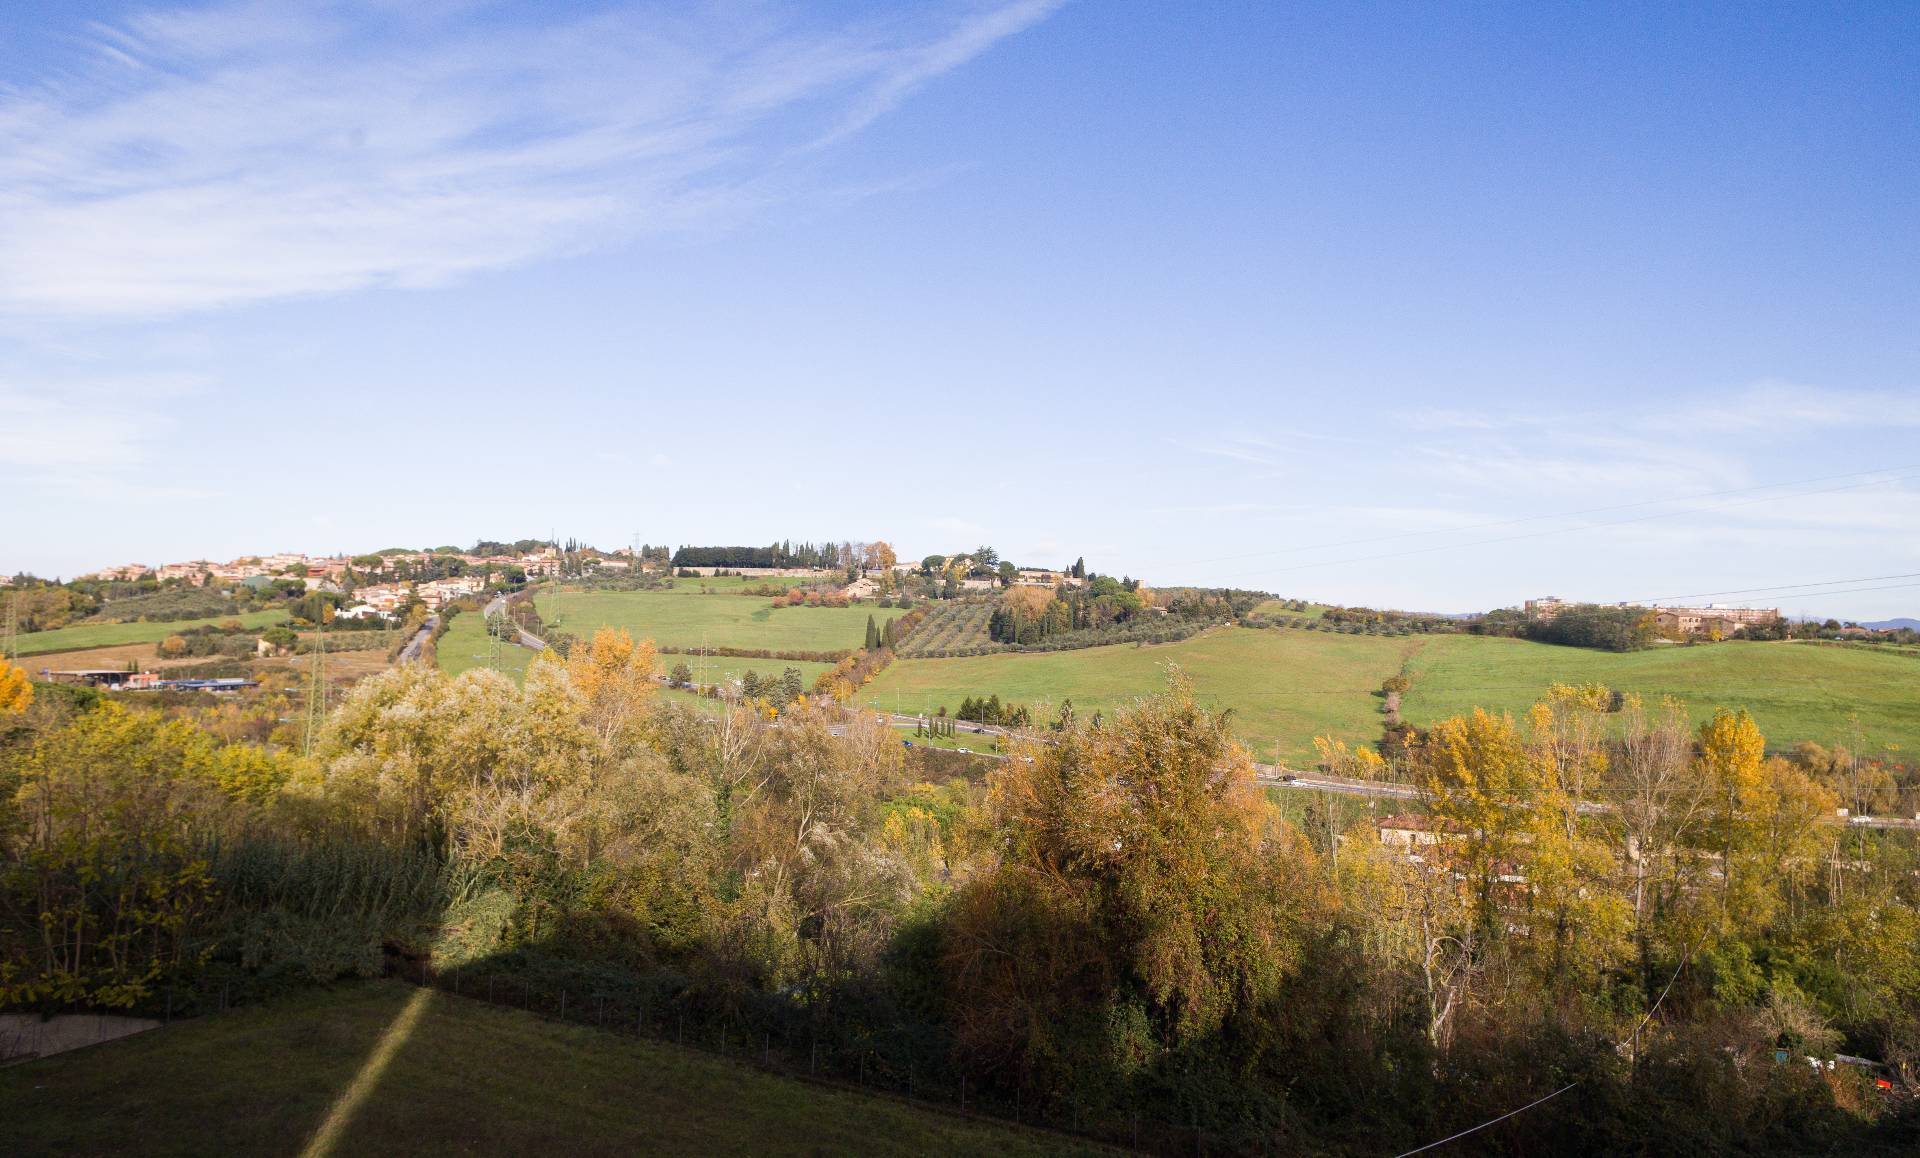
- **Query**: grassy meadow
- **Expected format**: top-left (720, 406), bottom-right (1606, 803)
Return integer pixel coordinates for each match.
top-left (0, 981), bottom-right (1095, 1157)
top-left (12, 610), bottom-right (291, 659)
top-left (435, 612), bottom-right (534, 680)
top-left (867, 627), bottom-right (1920, 766)
top-left (868, 627), bottom-right (1410, 765)
top-left (537, 580), bottom-right (907, 654)
top-left (1403, 635), bottom-right (1920, 759)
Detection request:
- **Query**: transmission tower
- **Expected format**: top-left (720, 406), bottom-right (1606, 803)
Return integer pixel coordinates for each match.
top-left (547, 527), bottom-right (563, 635)
top-left (3, 592), bottom-right (17, 664)
top-left (302, 633), bottom-right (328, 758)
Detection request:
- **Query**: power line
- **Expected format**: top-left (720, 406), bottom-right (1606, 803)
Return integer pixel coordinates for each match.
top-left (1625, 572), bottom-right (1920, 606)
top-left (1391, 901), bottom-right (1711, 1156)
top-left (1391, 1082), bottom-right (1580, 1157)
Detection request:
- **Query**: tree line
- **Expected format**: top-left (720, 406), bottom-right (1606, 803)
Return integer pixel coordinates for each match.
top-left (2, 650), bottom-right (1918, 1152)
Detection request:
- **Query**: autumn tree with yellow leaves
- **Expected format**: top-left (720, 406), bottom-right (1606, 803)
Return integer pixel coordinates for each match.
top-left (0, 659), bottom-right (32, 716)
top-left (942, 677), bottom-right (1320, 1092)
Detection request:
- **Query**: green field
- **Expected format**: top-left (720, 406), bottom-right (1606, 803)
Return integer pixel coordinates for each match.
top-left (12, 610), bottom-right (291, 659)
top-left (866, 628), bottom-right (1920, 766)
top-left (667, 656), bottom-right (837, 691)
top-left (0, 981), bottom-right (1091, 1157)
top-left (435, 612), bottom-right (534, 680)
top-left (1403, 636), bottom-right (1920, 758)
top-left (869, 628), bottom-right (1407, 765)
top-left (437, 611), bottom-right (837, 694)
top-left (539, 583), bottom-right (907, 654)
top-left (1251, 600), bottom-right (1328, 620)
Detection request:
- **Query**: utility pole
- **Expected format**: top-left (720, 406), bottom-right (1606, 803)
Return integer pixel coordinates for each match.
top-left (3, 592), bottom-right (17, 664)
top-left (487, 607), bottom-right (503, 673)
top-left (302, 633), bottom-right (328, 758)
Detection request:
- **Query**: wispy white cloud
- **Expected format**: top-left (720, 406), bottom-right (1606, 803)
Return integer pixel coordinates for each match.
top-left (1659, 380), bottom-right (1920, 431)
top-left (0, 0), bottom-right (1061, 319)
top-left (0, 373), bottom-right (216, 497)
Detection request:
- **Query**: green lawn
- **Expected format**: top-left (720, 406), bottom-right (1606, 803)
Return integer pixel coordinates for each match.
top-left (13, 610), bottom-right (291, 659)
top-left (435, 612), bottom-right (535, 680)
top-left (0, 981), bottom-right (1094, 1157)
top-left (866, 628), bottom-right (1920, 766)
top-left (1402, 636), bottom-right (1920, 759)
top-left (869, 628), bottom-right (1412, 765)
top-left (1251, 600), bottom-right (1328, 620)
top-left (667, 656), bottom-right (838, 691)
top-left (539, 585), bottom-right (907, 654)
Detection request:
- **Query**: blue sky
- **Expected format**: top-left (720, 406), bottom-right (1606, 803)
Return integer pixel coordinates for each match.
top-left (3, 1), bottom-right (1917, 618)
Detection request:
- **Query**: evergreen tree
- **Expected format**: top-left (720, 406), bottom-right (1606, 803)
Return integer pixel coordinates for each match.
top-left (864, 614), bottom-right (879, 651)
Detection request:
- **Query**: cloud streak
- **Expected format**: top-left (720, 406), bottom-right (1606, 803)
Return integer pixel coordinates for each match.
top-left (0, 0), bottom-right (1061, 319)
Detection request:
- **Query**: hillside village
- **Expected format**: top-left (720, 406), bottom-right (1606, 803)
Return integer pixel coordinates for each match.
top-left (6, 533), bottom-right (1920, 1157)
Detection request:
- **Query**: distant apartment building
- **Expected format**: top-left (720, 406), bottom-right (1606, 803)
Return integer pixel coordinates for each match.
top-left (210, 561), bottom-right (269, 582)
top-left (355, 584), bottom-right (413, 613)
top-left (1523, 596), bottom-right (1566, 619)
top-left (155, 561), bottom-right (214, 584)
top-left (518, 550), bottom-right (562, 577)
top-left (1654, 604), bottom-right (1780, 636)
top-left (417, 576), bottom-right (485, 610)
top-left (83, 563), bottom-right (153, 582)
top-left (1014, 568), bottom-right (1084, 588)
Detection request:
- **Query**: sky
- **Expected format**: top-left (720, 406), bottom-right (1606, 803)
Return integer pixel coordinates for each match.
top-left (2, 0), bottom-right (1917, 620)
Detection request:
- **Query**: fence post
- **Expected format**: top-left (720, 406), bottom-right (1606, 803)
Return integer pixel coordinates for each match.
top-left (811, 1040), bottom-right (818, 1075)
top-left (764, 1033), bottom-right (770, 1067)
top-left (560, 990), bottom-right (567, 1021)
top-left (678, 1011), bottom-right (685, 1046)
top-left (165, 990), bottom-right (172, 1025)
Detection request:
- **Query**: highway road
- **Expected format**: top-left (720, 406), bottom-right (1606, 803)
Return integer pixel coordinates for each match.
top-left (865, 713), bottom-right (1920, 830)
top-left (484, 595), bottom-right (548, 651)
top-left (396, 615), bottom-right (438, 664)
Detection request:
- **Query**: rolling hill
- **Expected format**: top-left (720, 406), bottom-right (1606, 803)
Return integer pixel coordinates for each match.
top-left (0, 981), bottom-right (1098, 1157)
top-left (864, 627), bottom-right (1920, 766)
